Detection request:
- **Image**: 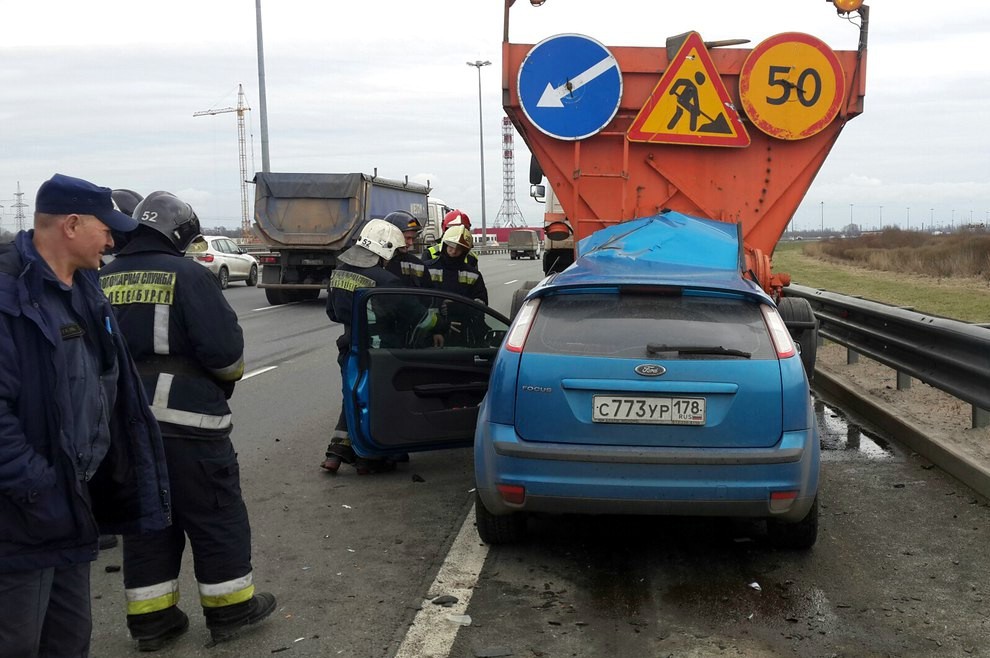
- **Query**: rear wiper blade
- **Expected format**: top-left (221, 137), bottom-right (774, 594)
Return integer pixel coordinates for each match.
top-left (647, 343), bottom-right (752, 358)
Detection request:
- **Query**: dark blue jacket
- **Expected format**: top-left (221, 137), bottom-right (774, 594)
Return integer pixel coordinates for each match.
top-left (0, 231), bottom-right (171, 573)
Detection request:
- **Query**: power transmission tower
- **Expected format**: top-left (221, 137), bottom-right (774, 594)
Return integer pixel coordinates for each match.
top-left (13, 183), bottom-right (28, 232)
top-left (495, 117), bottom-right (525, 228)
top-left (194, 84), bottom-right (253, 239)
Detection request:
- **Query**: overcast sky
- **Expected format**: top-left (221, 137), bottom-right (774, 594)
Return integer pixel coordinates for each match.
top-left (1, 1), bottom-right (987, 234)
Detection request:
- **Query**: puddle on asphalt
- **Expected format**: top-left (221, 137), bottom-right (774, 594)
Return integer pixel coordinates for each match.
top-left (815, 398), bottom-right (896, 460)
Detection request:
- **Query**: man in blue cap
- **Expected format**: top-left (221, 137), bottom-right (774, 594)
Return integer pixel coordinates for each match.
top-left (0, 173), bottom-right (172, 657)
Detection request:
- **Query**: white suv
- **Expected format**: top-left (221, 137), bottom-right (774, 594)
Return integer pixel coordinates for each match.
top-left (186, 236), bottom-right (259, 289)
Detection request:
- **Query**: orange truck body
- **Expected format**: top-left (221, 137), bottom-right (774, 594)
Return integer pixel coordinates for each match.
top-left (501, 2), bottom-right (868, 296)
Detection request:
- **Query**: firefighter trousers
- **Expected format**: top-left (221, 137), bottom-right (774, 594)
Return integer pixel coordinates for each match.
top-left (123, 435), bottom-right (255, 618)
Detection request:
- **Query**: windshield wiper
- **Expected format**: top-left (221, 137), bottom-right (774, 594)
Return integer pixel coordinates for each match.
top-left (646, 343), bottom-right (752, 358)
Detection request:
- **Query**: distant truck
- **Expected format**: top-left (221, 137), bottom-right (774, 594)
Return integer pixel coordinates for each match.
top-left (507, 229), bottom-right (540, 260)
top-left (253, 172), bottom-right (430, 305)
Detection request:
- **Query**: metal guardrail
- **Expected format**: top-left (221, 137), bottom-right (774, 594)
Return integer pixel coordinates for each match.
top-left (786, 284), bottom-right (990, 428)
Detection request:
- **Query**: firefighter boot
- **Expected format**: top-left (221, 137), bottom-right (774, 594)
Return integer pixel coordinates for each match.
top-left (321, 443), bottom-right (356, 473)
top-left (127, 606), bottom-right (189, 652)
top-left (205, 592), bottom-right (277, 644)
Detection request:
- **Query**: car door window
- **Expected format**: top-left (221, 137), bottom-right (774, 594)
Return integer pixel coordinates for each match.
top-left (363, 291), bottom-right (508, 351)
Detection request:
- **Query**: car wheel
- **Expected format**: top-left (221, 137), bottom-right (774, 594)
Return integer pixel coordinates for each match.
top-left (474, 492), bottom-right (526, 545)
top-left (246, 265), bottom-right (258, 287)
top-left (767, 496), bottom-right (818, 550)
top-left (777, 296), bottom-right (818, 381)
top-left (217, 267), bottom-right (229, 290)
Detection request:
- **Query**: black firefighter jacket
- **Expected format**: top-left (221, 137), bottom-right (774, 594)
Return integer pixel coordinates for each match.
top-left (100, 233), bottom-right (245, 439)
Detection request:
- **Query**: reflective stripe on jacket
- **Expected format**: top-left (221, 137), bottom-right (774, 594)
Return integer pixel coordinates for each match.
top-left (100, 235), bottom-right (244, 438)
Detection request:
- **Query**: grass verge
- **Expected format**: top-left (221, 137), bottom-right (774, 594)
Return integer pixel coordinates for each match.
top-left (772, 241), bottom-right (990, 323)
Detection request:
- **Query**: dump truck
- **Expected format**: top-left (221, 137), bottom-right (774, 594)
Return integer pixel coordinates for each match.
top-left (505, 0), bottom-right (870, 375)
top-left (253, 172), bottom-right (430, 305)
top-left (507, 228), bottom-right (541, 260)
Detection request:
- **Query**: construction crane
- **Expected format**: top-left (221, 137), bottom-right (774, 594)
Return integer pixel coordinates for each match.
top-left (194, 84), bottom-right (253, 240)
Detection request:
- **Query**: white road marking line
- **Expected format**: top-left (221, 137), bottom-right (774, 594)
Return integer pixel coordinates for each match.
top-left (250, 303), bottom-right (292, 312)
top-left (242, 366), bottom-right (278, 380)
top-left (395, 506), bottom-right (488, 658)
top-left (504, 279), bottom-right (519, 285)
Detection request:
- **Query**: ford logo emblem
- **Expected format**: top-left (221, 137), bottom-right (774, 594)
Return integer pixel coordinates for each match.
top-left (635, 364), bottom-right (666, 377)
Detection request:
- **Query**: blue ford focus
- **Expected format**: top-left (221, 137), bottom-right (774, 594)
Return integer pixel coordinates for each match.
top-left (344, 212), bottom-right (820, 549)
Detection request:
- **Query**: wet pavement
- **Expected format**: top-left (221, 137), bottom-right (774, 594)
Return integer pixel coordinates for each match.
top-left (816, 397), bottom-right (897, 461)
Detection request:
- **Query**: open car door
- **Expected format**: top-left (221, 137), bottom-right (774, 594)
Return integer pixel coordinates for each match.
top-left (343, 288), bottom-right (511, 457)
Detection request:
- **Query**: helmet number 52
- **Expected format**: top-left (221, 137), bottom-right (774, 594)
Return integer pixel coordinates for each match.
top-left (141, 211), bottom-right (159, 223)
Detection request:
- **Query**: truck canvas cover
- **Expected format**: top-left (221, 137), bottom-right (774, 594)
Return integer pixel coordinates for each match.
top-left (253, 172), bottom-right (430, 249)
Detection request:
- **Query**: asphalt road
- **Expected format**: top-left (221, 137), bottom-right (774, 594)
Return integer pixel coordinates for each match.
top-left (88, 255), bottom-right (990, 658)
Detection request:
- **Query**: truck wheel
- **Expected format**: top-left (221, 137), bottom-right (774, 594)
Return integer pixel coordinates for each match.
top-left (510, 288), bottom-right (529, 320)
top-left (475, 492), bottom-right (527, 545)
top-left (778, 297), bottom-right (818, 381)
top-left (246, 265), bottom-right (258, 287)
top-left (293, 289), bottom-right (320, 302)
top-left (264, 288), bottom-right (289, 305)
top-left (767, 496), bottom-right (819, 550)
top-left (509, 281), bottom-right (542, 320)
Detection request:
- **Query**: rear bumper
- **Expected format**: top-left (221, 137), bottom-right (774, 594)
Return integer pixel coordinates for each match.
top-left (474, 420), bottom-right (820, 522)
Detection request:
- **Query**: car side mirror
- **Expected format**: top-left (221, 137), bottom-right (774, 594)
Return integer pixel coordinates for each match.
top-left (530, 184), bottom-right (546, 203)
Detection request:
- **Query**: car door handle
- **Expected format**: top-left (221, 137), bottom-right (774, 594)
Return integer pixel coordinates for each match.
top-left (474, 355), bottom-right (492, 366)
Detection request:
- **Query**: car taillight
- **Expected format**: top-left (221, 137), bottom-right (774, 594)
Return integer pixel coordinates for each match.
top-left (505, 298), bottom-right (540, 353)
top-left (762, 304), bottom-right (796, 358)
top-left (196, 254), bottom-right (215, 263)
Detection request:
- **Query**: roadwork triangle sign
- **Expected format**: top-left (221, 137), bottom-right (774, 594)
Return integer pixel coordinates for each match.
top-left (627, 32), bottom-right (750, 147)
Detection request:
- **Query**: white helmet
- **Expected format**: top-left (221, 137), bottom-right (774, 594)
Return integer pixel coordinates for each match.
top-left (356, 219), bottom-right (404, 261)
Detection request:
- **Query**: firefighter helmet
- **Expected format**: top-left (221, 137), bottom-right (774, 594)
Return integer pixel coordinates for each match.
top-left (384, 210), bottom-right (424, 234)
top-left (131, 191), bottom-right (202, 252)
top-left (442, 209), bottom-right (471, 231)
top-left (441, 225), bottom-right (474, 251)
top-left (111, 189), bottom-right (144, 217)
top-left (356, 219), bottom-right (404, 261)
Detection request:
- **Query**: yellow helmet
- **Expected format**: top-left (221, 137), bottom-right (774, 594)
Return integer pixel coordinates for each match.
top-left (441, 226), bottom-right (473, 251)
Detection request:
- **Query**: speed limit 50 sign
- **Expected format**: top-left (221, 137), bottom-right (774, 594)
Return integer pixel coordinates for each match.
top-left (739, 32), bottom-right (846, 140)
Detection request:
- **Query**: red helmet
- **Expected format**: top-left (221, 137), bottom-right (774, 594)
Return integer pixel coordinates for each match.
top-left (442, 209), bottom-right (471, 231)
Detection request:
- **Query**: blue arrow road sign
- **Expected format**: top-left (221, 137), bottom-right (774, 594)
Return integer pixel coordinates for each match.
top-left (518, 34), bottom-right (622, 141)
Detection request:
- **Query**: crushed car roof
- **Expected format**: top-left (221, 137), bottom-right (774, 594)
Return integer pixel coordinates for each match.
top-left (545, 212), bottom-right (768, 299)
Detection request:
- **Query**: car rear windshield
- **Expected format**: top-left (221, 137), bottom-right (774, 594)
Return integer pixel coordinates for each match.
top-left (524, 291), bottom-right (776, 359)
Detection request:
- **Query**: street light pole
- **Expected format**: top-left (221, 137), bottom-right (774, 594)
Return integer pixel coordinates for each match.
top-left (255, 0), bottom-right (271, 172)
top-left (820, 200), bottom-right (824, 234)
top-left (467, 60), bottom-right (491, 244)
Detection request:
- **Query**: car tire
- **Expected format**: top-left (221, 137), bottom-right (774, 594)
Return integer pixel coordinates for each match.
top-left (474, 492), bottom-right (526, 545)
top-left (777, 296), bottom-right (818, 381)
top-left (766, 496), bottom-right (818, 550)
top-left (246, 265), bottom-right (258, 287)
top-left (217, 267), bottom-right (229, 290)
